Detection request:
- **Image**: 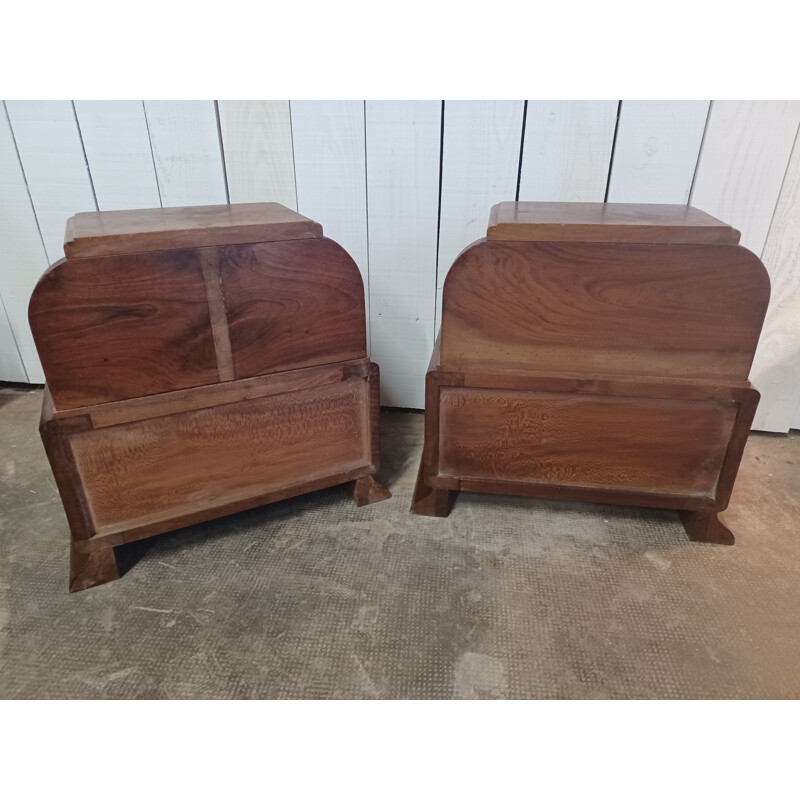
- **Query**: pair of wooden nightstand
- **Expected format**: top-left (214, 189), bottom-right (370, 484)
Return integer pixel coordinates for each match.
top-left (31, 201), bottom-right (769, 591)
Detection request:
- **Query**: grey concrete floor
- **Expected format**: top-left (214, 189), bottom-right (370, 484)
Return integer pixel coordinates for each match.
top-left (1, 384), bottom-right (799, 699)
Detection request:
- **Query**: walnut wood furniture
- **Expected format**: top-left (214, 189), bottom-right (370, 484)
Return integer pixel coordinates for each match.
top-left (30, 202), bottom-right (390, 592)
top-left (411, 201), bottom-right (770, 545)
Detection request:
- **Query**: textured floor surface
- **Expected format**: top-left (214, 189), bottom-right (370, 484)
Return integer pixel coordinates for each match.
top-left (1, 385), bottom-right (799, 699)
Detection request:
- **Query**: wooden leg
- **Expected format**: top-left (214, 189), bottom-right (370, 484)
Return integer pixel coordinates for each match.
top-left (410, 460), bottom-right (454, 517)
top-left (350, 475), bottom-right (391, 507)
top-left (679, 510), bottom-right (735, 546)
top-left (69, 544), bottom-right (121, 592)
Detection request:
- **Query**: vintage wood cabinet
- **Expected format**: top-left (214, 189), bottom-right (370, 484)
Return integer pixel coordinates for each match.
top-left (30, 202), bottom-right (390, 591)
top-left (411, 202), bottom-right (770, 545)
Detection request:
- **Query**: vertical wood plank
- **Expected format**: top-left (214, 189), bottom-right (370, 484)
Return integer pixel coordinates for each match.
top-left (218, 100), bottom-right (297, 209)
top-left (73, 100), bottom-right (161, 211)
top-left (519, 101), bottom-right (617, 201)
top-left (0, 105), bottom-right (49, 381)
top-left (750, 131), bottom-right (800, 431)
top-left (366, 101), bottom-right (441, 408)
top-left (437, 100), bottom-right (525, 326)
top-left (143, 100), bottom-right (227, 207)
top-left (4, 100), bottom-right (97, 264)
top-left (690, 100), bottom-right (800, 254)
top-left (607, 100), bottom-right (709, 203)
top-left (290, 100), bottom-right (369, 323)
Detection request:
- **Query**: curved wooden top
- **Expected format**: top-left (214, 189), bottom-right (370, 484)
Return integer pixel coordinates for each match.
top-left (487, 202), bottom-right (741, 245)
top-left (440, 239), bottom-right (769, 382)
top-left (30, 236), bottom-right (366, 410)
top-left (64, 202), bottom-right (322, 258)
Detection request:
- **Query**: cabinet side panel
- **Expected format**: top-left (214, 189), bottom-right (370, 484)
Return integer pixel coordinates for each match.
top-left (69, 377), bottom-right (371, 535)
top-left (437, 387), bottom-right (736, 499)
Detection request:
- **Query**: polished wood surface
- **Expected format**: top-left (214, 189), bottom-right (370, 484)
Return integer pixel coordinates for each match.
top-left (64, 202), bottom-right (321, 258)
top-left (414, 202), bottom-right (769, 546)
top-left (487, 201), bottom-right (740, 244)
top-left (441, 241), bottom-right (769, 381)
top-left (437, 387), bottom-right (735, 498)
top-left (222, 238), bottom-right (366, 378)
top-left (33, 203), bottom-right (389, 591)
top-left (30, 249), bottom-right (220, 409)
top-left (30, 236), bottom-right (367, 411)
top-left (69, 373), bottom-right (371, 536)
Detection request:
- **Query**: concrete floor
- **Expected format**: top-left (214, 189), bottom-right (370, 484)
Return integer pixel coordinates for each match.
top-left (1, 384), bottom-right (799, 699)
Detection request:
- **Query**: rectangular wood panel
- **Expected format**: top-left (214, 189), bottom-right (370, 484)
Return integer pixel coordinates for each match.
top-left (519, 101), bottom-right (617, 202)
top-left (437, 387), bottom-right (736, 498)
top-left (0, 103), bottom-right (49, 382)
top-left (365, 100), bottom-right (440, 408)
top-left (218, 100), bottom-right (297, 209)
top-left (143, 100), bottom-right (227, 207)
top-left (606, 101), bottom-right (709, 203)
top-left (69, 377), bottom-right (371, 535)
top-left (4, 100), bottom-right (97, 263)
top-left (73, 101), bottom-right (161, 211)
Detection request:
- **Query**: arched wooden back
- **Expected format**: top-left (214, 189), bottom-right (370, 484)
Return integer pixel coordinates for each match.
top-left (440, 238), bottom-right (770, 382)
top-left (30, 236), bottom-right (366, 410)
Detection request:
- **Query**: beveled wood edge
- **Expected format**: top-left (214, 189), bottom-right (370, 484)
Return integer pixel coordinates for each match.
top-left (712, 385), bottom-right (760, 509)
top-left (39, 388), bottom-right (98, 541)
top-left (74, 461), bottom-right (377, 553)
top-left (47, 360), bottom-right (382, 551)
top-left (428, 474), bottom-right (717, 512)
top-left (63, 215), bottom-right (323, 259)
top-left (486, 202), bottom-right (742, 245)
top-left (426, 366), bottom-right (756, 403)
top-left (47, 358), bottom-right (373, 428)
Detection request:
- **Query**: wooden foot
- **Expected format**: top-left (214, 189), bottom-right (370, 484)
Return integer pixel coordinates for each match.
top-left (410, 461), bottom-right (454, 517)
top-left (69, 544), bottom-right (121, 592)
top-left (679, 510), bottom-right (735, 546)
top-left (350, 475), bottom-right (391, 507)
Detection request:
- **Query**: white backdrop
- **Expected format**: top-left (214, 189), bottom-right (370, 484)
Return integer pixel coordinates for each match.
top-left (2, 100), bottom-right (799, 431)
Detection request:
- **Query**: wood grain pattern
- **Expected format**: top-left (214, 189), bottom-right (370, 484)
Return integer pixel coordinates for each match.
top-left (606, 101), bottom-right (710, 204)
top-left (414, 201), bottom-right (768, 547)
top-left (218, 100), bottom-right (297, 209)
top-left (221, 237), bottom-right (367, 378)
top-left (34, 204), bottom-right (388, 590)
top-left (691, 100), bottom-right (800, 254)
top-left (519, 101), bottom-right (617, 202)
top-left (437, 386), bottom-right (735, 498)
top-left (73, 101), bottom-right (162, 211)
top-left (365, 100), bottom-right (441, 407)
top-left (52, 360), bottom-right (372, 428)
top-left (64, 202), bottom-right (321, 258)
top-left (487, 201), bottom-right (738, 244)
top-left (29, 249), bottom-right (219, 409)
top-left (440, 240), bottom-right (769, 381)
top-left (69, 375), bottom-right (371, 536)
top-left (143, 100), bottom-right (227, 207)
top-left (4, 100), bottom-right (97, 264)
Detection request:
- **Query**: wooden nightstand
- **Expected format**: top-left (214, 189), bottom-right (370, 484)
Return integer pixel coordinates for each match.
top-left (411, 201), bottom-right (769, 546)
top-left (31, 202), bottom-right (389, 591)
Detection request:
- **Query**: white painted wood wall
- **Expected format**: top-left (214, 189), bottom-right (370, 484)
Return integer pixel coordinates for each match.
top-left (2, 100), bottom-right (800, 432)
